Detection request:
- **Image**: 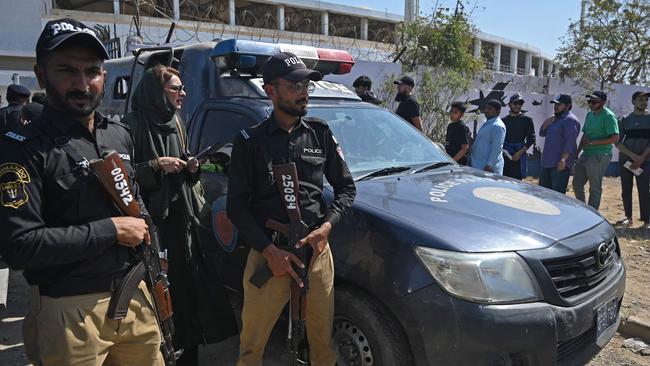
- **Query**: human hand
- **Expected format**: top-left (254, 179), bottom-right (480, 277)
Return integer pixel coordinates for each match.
top-left (187, 157), bottom-right (199, 173)
top-left (262, 244), bottom-right (305, 287)
top-left (512, 151), bottom-right (522, 161)
top-left (111, 217), bottom-right (150, 247)
top-left (157, 157), bottom-right (187, 174)
top-left (296, 222), bottom-right (332, 267)
top-left (484, 165), bottom-right (493, 172)
top-left (557, 159), bottom-right (567, 172)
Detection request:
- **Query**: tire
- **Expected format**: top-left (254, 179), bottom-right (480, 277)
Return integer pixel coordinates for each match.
top-left (333, 285), bottom-right (414, 366)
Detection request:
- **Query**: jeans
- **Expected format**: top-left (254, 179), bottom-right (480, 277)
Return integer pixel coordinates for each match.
top-left (539, 167), bottom-right (571, 194)
top-left (572, 154), bottom-right (612, 210)
top-left (620, 161), bottom-right (650, 222)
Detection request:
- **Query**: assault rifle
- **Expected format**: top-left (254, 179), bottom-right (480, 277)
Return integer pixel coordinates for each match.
top-left (249, 163), bottom-right (311, 365)
top-left (90, 150), bottom-right (182, 365)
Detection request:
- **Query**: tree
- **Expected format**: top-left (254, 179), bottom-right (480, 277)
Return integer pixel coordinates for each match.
top-left (557, 0), bottom-right (650, 89)
top-left (378, 6), bottom-right (485, 142)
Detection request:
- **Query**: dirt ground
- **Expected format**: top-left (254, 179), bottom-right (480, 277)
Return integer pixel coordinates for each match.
top-left (1, 177), bottom-right (649, 365)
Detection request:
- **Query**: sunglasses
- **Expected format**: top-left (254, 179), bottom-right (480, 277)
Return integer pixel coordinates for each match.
top-left (167, 84), bottom-right (186, 93)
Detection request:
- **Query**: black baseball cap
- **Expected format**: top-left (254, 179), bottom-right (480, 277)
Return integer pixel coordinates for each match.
top-left (394, 76), bottom-right (415, 87)
top-left (586, 91), bottom-right (607, 101)
top-left (632, 91), bottom-right (650, 100)
top-left (21, 103), bottom-right (44, 122)
top-left (486, 99), bottom-right (502, 110)
top-left (36, 18), bottom-right (109, 61)
top-left (261, 52), bottom-right (322, 85)
top-left (550, 94), bottom-right (572, 104)
top-left (509, 93), bottom-right (524, 104)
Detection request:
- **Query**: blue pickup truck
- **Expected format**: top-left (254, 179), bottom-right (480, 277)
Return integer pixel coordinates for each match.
top-left (101, 39), bottom-right (625, 366)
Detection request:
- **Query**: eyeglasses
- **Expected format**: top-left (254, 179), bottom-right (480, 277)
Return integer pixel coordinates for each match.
top-left (289, 80), bottom-right (313, 94)
top-left (167, 84), bottom-right (186, 93)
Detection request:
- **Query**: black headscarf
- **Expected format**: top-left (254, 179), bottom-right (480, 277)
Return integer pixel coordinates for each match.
top-left (125, 67), bottom-right (194, 219)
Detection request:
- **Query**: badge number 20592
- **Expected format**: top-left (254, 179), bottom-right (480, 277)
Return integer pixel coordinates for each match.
top-left (596, 297), bottom-right (618, 339)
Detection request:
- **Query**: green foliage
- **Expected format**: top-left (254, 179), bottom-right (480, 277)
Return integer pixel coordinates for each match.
top-left (557, 0), bottom-right (650, 89)
top-left (395, 8), bottom-right (483, 74)
top-left (376, 7), bottom-right (485, 142)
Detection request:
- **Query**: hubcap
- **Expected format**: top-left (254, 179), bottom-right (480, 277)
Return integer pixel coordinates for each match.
top-left (333, 318), bottom-right (374, 366)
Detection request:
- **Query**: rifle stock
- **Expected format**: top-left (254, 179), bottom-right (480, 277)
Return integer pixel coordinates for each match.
top-left (90, 150), bottom-right (181, 365)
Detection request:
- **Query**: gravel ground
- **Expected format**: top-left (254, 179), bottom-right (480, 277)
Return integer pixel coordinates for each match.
top-left (1, 177), bottom-right (649, 365)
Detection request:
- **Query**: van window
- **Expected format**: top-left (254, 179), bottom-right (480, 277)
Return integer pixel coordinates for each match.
top-left (113, 76), bottom-right (130, 100)
top-left (199, 109), bottom-right (255, 151)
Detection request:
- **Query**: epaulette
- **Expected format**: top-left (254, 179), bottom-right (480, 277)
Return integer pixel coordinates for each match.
top-left (3, 123), bottom-right (41, 143)
top-left (303, 116), bottom-right (329, 126)
top-left (107, 117), bottom-right (131, 131)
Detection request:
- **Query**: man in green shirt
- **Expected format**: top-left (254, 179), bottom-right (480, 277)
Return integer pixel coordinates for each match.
top-left (572, 91), bottom-right (620, 209)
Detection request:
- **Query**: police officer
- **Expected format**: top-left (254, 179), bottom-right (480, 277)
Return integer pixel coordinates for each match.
top-left (0, 84), bottom-right (31, 134)
top-left (227, 52), bottom-right (356, 366)
top-left (0, 18), bottom-right (163, 365)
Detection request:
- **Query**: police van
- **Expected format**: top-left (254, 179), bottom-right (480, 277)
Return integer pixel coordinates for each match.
top-left (102, 39), bottom-right (625, 366)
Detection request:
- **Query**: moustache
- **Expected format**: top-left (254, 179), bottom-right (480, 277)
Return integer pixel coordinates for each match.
top-left (66, 91), bottom-right (95, 100)
top-left (296, 98), bottom-right (308, 105)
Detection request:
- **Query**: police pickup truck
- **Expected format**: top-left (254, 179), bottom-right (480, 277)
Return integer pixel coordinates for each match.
top-left (101, 39), bottom-right (625, 366)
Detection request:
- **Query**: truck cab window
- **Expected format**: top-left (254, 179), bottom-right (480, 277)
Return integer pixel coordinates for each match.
top-left (199, 109), bottom-right (255, 152)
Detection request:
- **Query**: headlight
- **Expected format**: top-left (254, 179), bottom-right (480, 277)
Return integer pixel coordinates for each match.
top-left (415, 247), bottom-right (542, 304)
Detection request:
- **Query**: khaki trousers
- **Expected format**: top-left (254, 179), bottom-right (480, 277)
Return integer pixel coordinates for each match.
top-left (23, 281), bottom-right (164, 366)
top-left (237, 245), bottom-right (337, 366)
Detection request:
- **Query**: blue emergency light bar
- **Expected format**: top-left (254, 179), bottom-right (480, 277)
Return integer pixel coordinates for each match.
top-left (210, 39), bottom-right (355, 76)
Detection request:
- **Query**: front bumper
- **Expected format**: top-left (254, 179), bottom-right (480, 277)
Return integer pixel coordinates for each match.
top-left (388, 260), bottom-right (625, 366)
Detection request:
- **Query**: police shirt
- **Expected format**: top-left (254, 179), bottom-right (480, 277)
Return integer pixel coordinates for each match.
top-left (226, 114), bottom-right (356, 252)
top-left (0, 106), bottom-right (143, 297)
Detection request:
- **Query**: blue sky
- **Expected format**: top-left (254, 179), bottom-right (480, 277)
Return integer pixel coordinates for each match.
top-left (328, 0), bottom-right (582, 57)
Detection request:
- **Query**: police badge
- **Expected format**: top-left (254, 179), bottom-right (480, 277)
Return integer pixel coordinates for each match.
top-left (0, 163), bottom-right (31, 209)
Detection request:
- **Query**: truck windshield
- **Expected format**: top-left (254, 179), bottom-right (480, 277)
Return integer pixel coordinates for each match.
top-left (307, 106), bottom-right (452, 178)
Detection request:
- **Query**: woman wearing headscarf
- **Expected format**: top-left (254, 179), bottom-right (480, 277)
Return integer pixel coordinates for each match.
top-left (123, 65), bottom-right (237, 364)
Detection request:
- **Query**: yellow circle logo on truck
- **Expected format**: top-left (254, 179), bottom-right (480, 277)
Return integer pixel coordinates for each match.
top-left (472, 187), bottom-right (561, 216)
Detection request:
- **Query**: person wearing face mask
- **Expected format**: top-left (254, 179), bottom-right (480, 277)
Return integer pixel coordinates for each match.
top-left (572, 91), bottom-right (620, 209)
top-left (502, 94), bottom-right (536, 179)
top-left (538, 94), bottom-right (581, 194)
top-left (123, 65), bottom-right (238, 365)
top-left (394, 76), bottom-right (423, 131)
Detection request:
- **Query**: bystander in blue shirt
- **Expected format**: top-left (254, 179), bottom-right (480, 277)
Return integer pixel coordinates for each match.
top-left (471, 116), bottom-right (507, 174)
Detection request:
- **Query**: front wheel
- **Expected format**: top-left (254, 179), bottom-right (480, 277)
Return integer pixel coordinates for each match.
top-left (333, 286), bottom-right (413, 366)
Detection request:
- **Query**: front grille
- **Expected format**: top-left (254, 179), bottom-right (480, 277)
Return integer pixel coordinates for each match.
top-left (543, 238), bottom-right (618, 299)
top-left (556, 327), bottom-right (595, 362)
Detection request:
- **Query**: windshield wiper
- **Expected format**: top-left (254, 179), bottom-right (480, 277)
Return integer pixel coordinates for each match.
top-left (355, 166), bottom-right (412, 181)
top-left (412, 161), bottom-right (455, 174)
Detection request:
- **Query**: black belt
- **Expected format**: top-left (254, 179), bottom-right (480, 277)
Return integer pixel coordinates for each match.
top-left (38, 277), bottom-right (116, 298)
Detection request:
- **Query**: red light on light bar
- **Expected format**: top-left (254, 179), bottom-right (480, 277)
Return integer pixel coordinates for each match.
top-left (316, 48), bottom-right (354, 63)
top-left (337, 63), bottom-right (353, 74)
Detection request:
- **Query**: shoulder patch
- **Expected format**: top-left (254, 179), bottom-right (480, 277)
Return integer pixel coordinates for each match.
top-left (0, 163), bottom-right (31, 209)
top-left (240, 129), bottom-right (251, 140)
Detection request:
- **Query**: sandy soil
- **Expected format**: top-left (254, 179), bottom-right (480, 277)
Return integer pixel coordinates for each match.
top-left (1, 177), bottom-right (648, 365)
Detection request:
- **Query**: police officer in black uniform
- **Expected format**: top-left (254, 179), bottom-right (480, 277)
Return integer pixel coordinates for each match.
top-left (0, 18), bottom-right (163, 365)
top-left (0, 84), bottom-right (31, 134)
top-left (227, 52), bottom-right (356, 365)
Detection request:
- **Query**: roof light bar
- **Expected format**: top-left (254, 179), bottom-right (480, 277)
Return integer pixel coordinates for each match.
top-left (210, 39), bottom-right (355, 76)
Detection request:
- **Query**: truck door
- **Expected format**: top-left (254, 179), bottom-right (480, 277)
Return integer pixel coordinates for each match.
top-left (190, 105), bottom-right (259, 292)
